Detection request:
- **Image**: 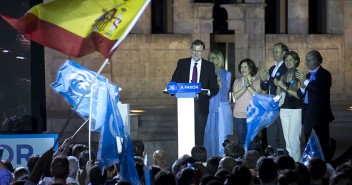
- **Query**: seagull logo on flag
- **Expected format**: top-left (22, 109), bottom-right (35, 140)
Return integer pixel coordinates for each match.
top-left (68, 71), bottom-right (95, 98)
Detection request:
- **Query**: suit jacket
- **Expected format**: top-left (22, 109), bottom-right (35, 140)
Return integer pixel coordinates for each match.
top-left (171, 57), bottom-right (219, 115)
top-left (297, 66), bottom-right (335, 126)
top-left (260, 63), bottom-right (287, 95)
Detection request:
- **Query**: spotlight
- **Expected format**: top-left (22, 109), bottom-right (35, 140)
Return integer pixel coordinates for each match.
top-left (16, 56), bottom-right (25, 60)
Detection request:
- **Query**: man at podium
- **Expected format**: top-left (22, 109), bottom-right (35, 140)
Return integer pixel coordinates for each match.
top-left (171, 39), bottom-right (219, 146)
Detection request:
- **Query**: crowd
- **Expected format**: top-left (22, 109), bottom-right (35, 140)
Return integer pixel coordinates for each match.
top-left (1, 139), bottom-right (351, 185)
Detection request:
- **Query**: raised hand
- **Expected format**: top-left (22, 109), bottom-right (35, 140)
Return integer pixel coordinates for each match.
top-left (259, 69), bottom-right (269, 81)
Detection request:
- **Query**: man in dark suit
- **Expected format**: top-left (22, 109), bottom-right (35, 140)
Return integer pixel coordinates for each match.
top-left (171, 39), bottom-right (219, 146)
top-left (259, 43), bottom-right (288, 154)
top-left (296, 50), bottom-right (334, 162)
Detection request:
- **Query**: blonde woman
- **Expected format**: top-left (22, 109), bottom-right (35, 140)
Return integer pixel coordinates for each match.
top-left (204, 50), bottom-right (233, 158)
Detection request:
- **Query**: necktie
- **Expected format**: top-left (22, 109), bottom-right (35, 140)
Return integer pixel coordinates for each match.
top-left (304, 71), bottom-right (316, 104)
top-left (191, 62), bottom-right (198, 83)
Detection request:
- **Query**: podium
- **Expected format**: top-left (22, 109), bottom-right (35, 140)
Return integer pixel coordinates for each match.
top-left (165, 82), bottom-right (202, 158)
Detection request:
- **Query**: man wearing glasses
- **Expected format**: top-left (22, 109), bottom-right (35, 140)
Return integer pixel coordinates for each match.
top-left (171, 39), bottom-right (219, 146)
top-left (296, 50), bottom-right (334, 162)
top-left (259, 43), bottom-right (288, 155)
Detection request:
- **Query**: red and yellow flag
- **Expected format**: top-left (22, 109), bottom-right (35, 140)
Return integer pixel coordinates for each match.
top-left (0, 0), bottom-right (150, 58)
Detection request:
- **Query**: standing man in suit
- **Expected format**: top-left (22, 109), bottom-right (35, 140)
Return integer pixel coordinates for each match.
top-left (259, 43), bottom-right (288, 154)
top-left (296, 50), bottom-right (334, 162)
top-left (171, 39), bottom-right (219, 146)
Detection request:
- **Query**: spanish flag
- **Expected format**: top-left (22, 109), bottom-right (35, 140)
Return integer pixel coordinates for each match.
top-left (0, 0), bottom-right (150, 58)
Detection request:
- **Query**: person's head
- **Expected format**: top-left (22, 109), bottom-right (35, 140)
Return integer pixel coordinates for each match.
top-left (132, 140), bottom-right (145, 157)
top-left (232, 165), bottom-right (252, 185)
top-left (208, 50), bottom-right (224, 69)
top-left (256, 156), bottom-right (278, 183)
top-left (191, 39), bottom-right (205, 62)
top-left (171, 159), bottom-right (182, 174)
top-left (243, 150), bottom-right (261, 169)
top-left (176, 167), bottom-right (197, 185)
top-left (283, 50), bottom-right (300, 69)
top-left (308, 158), bottom-right (327, 181)
top-left (277, 169), bottom-right (301, 185)
top-left (14, 167), bottom-right (28, 182)
top-left (191, 145), bottom-right (207, 163)
top-left (215, 168), bottom-right (231, 182)
top-left (154, 170), bottom-right (176, 185)
top-left (27, 154), bottom-right (40, 174)
top-left (224, 143), bottom-right (244, 159)
top-left (206, 157), bottom-right (222, 175)
top-left (238, 58), bottom-right (258, 77)
top-left (275, 155), bottom-right (296, 170)
top-left (273, 43), bottom-right (289, 61)
top-left (89, 165), bottom-right (107, 185)
top-left (295, 162), bottom-right (310, 185)
top-left (218, 156), bottom-right (237, 173)
top-left (1, 159), bottom-right (14, 173)
top-left (72, 144), bottom-right (87, 159)
top-left (305, 50), bottom-right (323, 70)
top-left (51, 155), bottom-right (70, 179)
top-left (153, 150), bottom-right (167, 168)
top-left (329, 173), bottom-right (350, 185)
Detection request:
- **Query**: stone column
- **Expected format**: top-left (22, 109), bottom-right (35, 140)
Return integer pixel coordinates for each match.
top-left (173, 1), bottom-right (213, 53)
top-left (287, 0), bottom-right (308, 33)
top-left (344, 0), bottom-right (352, 98)
top-left (191, 3), bottom-right (214, 54)
top-left (222, 3), bottom-right (266, 78)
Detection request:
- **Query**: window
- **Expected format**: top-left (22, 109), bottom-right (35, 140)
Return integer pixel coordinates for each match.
top-left (152, 0), bottom-right (173, 33)
top-left (265, 0), bottom-right (287, 33)
top-left (309, 0), bottom-right (326, 33)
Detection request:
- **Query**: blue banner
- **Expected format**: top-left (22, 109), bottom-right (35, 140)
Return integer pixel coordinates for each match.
top-left (166, 82), bottom-right (201, 94)
top-left (97, 84), bottom-right (124, 170)
top-left (245, 94), bottom-right (280, 152)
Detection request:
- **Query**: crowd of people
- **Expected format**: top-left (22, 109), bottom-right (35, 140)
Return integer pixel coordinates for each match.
top-left (1, 139), bottom-right (351, 185)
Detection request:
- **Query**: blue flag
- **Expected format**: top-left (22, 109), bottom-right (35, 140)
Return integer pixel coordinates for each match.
top-left (300, 129), bottom-right (325, 166)
top-left (245, 93), bottom-right (280, 152)
top-left (97, 84), bottom-right (125, 170)
top-left (120, 135), bottom-right (141, 185)
top-left (51, 60), bottom-right (118, 131)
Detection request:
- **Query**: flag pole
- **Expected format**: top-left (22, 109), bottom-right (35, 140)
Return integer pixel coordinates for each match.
top-left (88, 83), bottom-right (97, 161)
top-left (106, 80), bottom-right (123, 146)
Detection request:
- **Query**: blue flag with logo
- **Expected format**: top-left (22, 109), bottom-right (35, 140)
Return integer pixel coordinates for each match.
top-left (300, 129), bottom-right (325, 166)
top-left (97, 83), bottom-right (124, 170)
top-left (245, 93), bottom-right (280, 152)
top-left (51, 60), bottom-right (118, 131)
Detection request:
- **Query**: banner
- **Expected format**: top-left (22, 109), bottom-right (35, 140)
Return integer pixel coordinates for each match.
top-left (0, 134), bottom-right (58, 168)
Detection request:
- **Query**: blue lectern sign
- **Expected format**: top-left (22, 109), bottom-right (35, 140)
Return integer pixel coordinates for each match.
top-left (166, 82), bottom-right (201, 94)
